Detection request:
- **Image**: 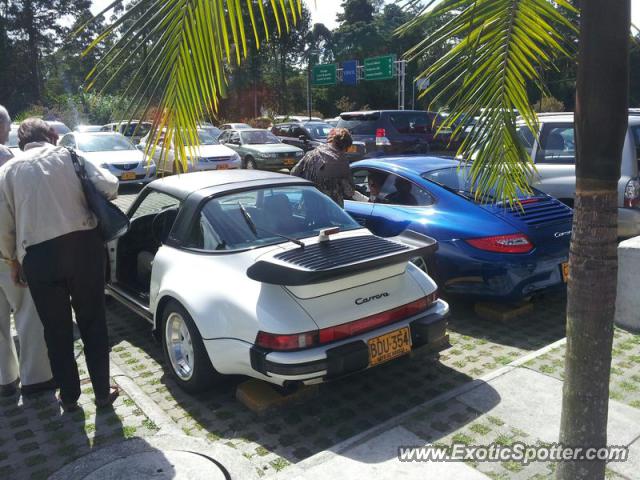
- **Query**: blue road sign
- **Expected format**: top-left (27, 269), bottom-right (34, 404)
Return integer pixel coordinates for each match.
top-left (342, 60), bottom-right (358, 86)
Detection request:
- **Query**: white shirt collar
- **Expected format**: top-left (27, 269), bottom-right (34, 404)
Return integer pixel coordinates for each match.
top-left (23, 141), bottom-right (52, 151)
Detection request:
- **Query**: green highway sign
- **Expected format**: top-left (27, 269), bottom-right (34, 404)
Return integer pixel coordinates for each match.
top-left (312, 64), bottom-right (337, 86)
top-left (364, 55), bottom-right (396, 81)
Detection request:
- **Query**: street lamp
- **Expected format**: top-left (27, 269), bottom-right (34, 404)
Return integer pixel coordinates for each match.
top-left (306, 48), bottom-right (321, 121)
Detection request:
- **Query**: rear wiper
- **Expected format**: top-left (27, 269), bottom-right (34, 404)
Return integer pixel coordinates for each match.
top-left (237, 203), bottom-right (305, 249)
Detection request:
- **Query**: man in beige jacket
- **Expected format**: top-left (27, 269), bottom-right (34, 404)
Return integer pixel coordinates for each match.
top-left (0, 118), bottom-right (119, 411)
top-left (0, 107), bottom-right (54, 397)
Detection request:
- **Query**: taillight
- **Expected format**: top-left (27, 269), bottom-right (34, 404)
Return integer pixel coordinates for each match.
top-left (255, 330), bottom-right (319, 351)
top-left (376, 128), bottom-right (391, 146)
top-left (255, 293), bottom-right (438, 351)
top-left (465, 234), bottom-right (533, 254)
top-left (624, 177), bottom-right (640, 208)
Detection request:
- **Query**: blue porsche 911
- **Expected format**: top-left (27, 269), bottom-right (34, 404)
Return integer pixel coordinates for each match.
top-left (344, 156), bottom-right (572, 302)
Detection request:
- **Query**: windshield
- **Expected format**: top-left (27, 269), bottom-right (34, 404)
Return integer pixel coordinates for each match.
top-left (422, 166), bottom-right (527, 202)
top-left (187, 186), bottom-right (361, 251)
top-left (241, 130), bottom-right (280, 145)
top-left (7, 129), bottom-right (18, 148)
top-left (78, 134), bottom-right (136, 152)
top-left (304, 123), bottom-right (332, 139)
top-left (184, 130), bottom-right (218, 146)
top-left (119, 123), bottom-right (151, 137)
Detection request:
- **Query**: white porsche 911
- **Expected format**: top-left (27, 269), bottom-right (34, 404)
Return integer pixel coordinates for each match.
top-left (106, 170), bottom-right (450, 393)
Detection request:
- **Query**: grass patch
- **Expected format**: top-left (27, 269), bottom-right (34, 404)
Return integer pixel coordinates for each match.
top-left (269, 458), bottom-right (289, 472)
top-left (486, 416), bottom-right (505, 426)
top-left (469, 423), bottom-right (491, 435)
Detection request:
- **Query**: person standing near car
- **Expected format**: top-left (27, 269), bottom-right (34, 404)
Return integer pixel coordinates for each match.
top-left (0, 107), bottom-right (54, 397)
top-left (0, 118), bottom-right (120, 411)
top-left (291, 128), bottom-right (366, 207)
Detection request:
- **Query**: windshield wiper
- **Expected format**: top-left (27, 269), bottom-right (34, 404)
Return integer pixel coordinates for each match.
top-left (237, 203), bottom-right (305, 249)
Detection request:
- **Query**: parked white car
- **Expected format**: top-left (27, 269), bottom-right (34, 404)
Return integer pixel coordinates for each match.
top-left (58, 132), bottom-right (156, 184)
top-left (139, 128), bottom-right (241, 174)
top-left (101, 120), bottom-right (152, 144)
top-left (518, 112), bottom-right (640, 238)
top-left (105, 170), bottom-right (450, 392)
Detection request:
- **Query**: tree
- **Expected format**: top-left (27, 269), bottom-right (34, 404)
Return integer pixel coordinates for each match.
top-left (557, 3), bottom-right (629, 478)
top-left (84, 0), bottom-right (303, 167)
top-left (402, 0), bottom-right (629, 478)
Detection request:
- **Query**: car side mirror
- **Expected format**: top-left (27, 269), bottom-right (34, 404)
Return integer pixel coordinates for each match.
top-left (136, 144), bottom-right (144, 151)
top-left (299, 135), bottom-right (308, 142)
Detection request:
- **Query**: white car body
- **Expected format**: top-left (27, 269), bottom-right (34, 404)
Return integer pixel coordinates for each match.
top-left (518, 112), bottom-right (640, 238)
top-left (106, 171), bottom-right (449, 392)
top-left (139, 130), bottom-right (241, 174)
top-left (59, 132), bottom-right (156, 184)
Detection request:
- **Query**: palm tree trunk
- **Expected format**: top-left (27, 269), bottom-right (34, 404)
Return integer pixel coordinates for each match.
top-left (556, 2), bottom-right (629, 479)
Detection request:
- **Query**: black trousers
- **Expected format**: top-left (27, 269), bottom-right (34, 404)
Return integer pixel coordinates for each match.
top-left (23, 228), bottom-right (110, 404)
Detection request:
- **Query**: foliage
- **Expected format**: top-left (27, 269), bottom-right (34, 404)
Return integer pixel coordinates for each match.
top-left (82, 0), bottom-right (303, 169)
top-left (401, 0), bottom-right (576, 205)
top-left (0, 0), bottom-right (97, 114)
top-left (533, 96), bottom-right (565, 113)
top-left (335, 96), bottom-right (357, 112)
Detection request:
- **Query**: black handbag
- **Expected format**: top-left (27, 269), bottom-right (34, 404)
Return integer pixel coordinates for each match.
top-left (67, 148), bottom-right (130, 242)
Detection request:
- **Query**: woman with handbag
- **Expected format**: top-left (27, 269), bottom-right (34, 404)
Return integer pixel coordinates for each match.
top-left (0, 118), bottom-right (120, 412)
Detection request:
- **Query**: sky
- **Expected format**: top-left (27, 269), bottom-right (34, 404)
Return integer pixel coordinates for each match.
top-left (90, 1), bottom-right (640, 32)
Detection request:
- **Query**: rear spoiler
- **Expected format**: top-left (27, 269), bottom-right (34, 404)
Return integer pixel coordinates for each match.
top-left (246, 230), bottom-right (438, 286)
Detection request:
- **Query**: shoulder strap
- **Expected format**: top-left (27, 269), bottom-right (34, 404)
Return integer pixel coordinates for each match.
top-left (67, 148), bottom-right (87, 179)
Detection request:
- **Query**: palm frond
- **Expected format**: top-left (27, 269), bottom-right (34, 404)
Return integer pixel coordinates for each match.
top-left (81, 0), bottom-right (301, 171)
top-left (399, 0), bottom-right (576, 205)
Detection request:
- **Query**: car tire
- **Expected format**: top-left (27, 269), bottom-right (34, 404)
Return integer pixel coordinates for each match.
top-left (161, 300), bottom-right (221, 393)
top-left (244, 157), bottom-right (256, 170)
top-left (411, 255), bottom-right (438, 283)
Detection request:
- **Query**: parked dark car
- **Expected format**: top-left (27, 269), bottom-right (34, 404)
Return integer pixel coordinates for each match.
top-left (271, 121), bottom-right (366, 161)
top-left (336, 110), bottom-right (457, 156)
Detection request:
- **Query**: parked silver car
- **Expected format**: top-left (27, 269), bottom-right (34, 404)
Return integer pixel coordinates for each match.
top-left (517, 112), bottom-right (640, 238)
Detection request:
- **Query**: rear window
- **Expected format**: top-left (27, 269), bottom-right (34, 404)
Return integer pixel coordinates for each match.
top-left (388, 112), bottom-right (432, 134)
top-left (337, 113), bottom-right (380, 135)
top-left (536, 123), bottom-right (575, 164)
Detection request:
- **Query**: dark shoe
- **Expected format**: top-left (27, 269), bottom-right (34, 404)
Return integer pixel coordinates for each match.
top-left (96, 386), bottom-right (119, 409)
top-left (21, 379), bottom-right (57, 396)
top-left (0, 379), bottom-right (19, 397)
top-left (58, 396), bottom-right (79, 413)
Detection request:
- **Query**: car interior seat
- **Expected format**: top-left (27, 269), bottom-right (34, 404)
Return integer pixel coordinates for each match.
top-left (136, 207), bottom-right (178, 286)
top-left (545, 131), bottom-right (565, 151)
top-left (263, 194), bottom-right (294, 234)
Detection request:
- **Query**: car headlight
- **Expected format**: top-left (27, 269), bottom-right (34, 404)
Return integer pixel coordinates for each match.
top-left (231, 152), bottom-right (241, 162)
top-left (295, 151), bottom-right (303, 158)
top-left (100, 163), bottom-right (110, 169)
top-left (261, 152), bottom-right (277, 159)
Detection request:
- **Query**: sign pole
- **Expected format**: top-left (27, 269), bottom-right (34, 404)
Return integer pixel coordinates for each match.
top-left (307, 61), bottom-right (312, 120)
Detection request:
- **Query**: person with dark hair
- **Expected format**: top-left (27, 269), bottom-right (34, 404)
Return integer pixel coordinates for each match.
top-left (291, 127), bottom-right (367, 207)
top-left (386, 176), bottom-right (418, 206)
top-left (367, 172), bottom-right (388, 203)
top-left (0, 117), bottom-right (119, 411)
top-left (0, 109), bottom-right (55, 397)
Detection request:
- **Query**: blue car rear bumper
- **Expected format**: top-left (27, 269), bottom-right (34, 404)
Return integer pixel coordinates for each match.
top-left (434, 240), bottom-right (568, 302)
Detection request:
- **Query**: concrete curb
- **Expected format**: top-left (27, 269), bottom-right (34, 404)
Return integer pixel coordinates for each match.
top-left (285, 336), bottom-right (567, 474)
top-left (110, 360), bottom-right (182, 436)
